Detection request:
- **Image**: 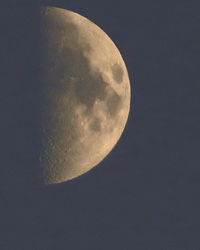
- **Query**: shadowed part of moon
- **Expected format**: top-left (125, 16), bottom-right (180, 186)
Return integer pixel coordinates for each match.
top-left (112, 63), bottom-right (124, 83)
top-left (41, 6), bottom-right (131, 184)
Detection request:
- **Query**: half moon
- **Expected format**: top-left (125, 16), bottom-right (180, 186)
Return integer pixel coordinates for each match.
top-left (41, 6), bottom-right (131, 184)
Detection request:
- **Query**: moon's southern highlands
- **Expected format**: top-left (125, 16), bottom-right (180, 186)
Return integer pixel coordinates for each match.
top-left (41, 6), bottom-right (131, 184)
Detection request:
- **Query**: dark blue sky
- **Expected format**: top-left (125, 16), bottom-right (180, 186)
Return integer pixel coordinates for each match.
top-left (0, 0), bottom-right (200, 249)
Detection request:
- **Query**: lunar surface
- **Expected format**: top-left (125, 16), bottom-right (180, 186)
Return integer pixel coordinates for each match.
top-left (40, 6), bottom-right (131, 184)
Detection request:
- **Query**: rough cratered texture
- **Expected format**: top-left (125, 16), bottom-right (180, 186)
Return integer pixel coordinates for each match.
top-left (41, 7), bottom-right (131, 184)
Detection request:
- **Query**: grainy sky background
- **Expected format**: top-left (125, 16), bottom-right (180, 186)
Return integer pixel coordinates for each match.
top-left (0, 0), bottom-right (200, 249)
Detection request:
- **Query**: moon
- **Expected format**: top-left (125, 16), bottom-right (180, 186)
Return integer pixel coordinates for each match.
top-left (40, 6), bottom-right (131, 184)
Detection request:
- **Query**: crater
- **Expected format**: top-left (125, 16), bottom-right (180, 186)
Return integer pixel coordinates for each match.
top-left (112, 63), bottom-right (124, 84)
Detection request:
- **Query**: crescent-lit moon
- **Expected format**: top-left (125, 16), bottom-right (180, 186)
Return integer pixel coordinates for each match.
top-left (40, 6), bottom-right (131, 184)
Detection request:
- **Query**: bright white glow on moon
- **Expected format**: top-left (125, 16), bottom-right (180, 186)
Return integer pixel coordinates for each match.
top-left (41, 6), bottom-right (131, 184)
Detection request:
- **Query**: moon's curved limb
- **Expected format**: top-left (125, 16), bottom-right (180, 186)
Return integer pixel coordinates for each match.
top-left (41, 6), bottom-right (131, 184)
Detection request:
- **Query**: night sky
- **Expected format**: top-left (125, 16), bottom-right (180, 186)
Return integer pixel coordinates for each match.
top-left (0, 0), bottom-right (200, 249)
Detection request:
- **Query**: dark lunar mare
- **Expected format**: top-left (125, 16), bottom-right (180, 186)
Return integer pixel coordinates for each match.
top-left (41, 8), bottom-right (123, 117)
top-left (112, 63), bottom-right (124, 84)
